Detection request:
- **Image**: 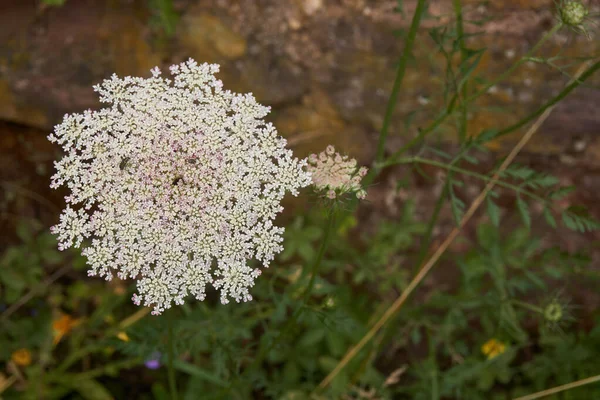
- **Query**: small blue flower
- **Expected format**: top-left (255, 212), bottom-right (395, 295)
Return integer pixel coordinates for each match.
top-left (144, 352), bottom-right (161, 370)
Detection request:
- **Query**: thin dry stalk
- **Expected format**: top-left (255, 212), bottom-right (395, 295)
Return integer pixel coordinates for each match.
top-left (315, 60), bottom-right (595, 393)
top-left (512, 374), bottom-right (600, 400)
top-left (1, 265), bottom-right (70, 321)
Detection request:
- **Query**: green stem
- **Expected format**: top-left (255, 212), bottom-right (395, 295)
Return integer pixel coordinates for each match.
top-left (371, 0), bottom-right (428, 175)
top-left (496, 60), bottom-right (600, 138)
top-left (389, 58), bottom-right (600, 167)
top-left (49, 358), bottom-right (142, 382)
top-left (410, 0), bottom-right (463, 272)
top-left (413, 182), bottom-right (448, 275)
top-left (167, 317), bottom-right (178, 400)
top-left (453, 0), bottom-right (468, 144)
top-left (385, 156), bottom-right (550, 206)
top-left (301, 209), bottom-right (336, 303)
top-left (510, 299), bottom-right (545, 314)
top-left (466, 23), bottom-right (562, 103)
top-left (387, 23), bottom-right (564, 161)
top-left (239, 209), bottom-right (337, 382)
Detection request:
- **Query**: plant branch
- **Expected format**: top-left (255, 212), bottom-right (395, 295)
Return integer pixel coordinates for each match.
top-left (496, 59), bottom-right (600, 138)
top-left (371, 0), bottom-right (428, 174)
top-left (386, 23), bottom-right (564, 161)
top-left (453, 0), bottom-right (468, 143)
top-left (387, 156), bottom-right (552, 206)
top-left (314, 58), bottom-right (594, 395)
top-left (238, 209), bottom-right (336, 387)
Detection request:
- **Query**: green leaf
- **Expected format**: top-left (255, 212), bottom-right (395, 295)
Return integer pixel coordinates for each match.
top-left (173, 360), bottom-right (228, 387)
top-left (543, 207), bottom-right (557, 228)
top-left (404, 110), bottom-right (418, 130)
top-left (486, 197), bottom-right (500, 227)
top-left (503, 165), bottom-right (535, 181)
top-left (0, 268), bottom-right (26, 292)
top-left (411, 327), bottom-right (422, 345)
top-left (71, 379), bottom-right (113, 400)
top-left (429, 147), bottom-right (453, 160)
top-left (41, 248), bottom-right (63, 265)
top-left (151, 383), bottom-right (170, 400)
top-left (516, 196), bottom-right (530, 229)
top-left (297, 242), bottom-right (315, 261)
top-left (561, 207), bottom-right (600, 232)
top-left (476, 223), bottom-right (497, 250)
top-left (299, 329), bottom-right (325, 347)
top-left (395, 0), bottom-right (405, 16)
top-left (524, 270), bottom-right (546, 289)
top-left (531, 174), bottom-right (559, 187)
top-left (449, 188), bottom-right (465, 226)
top-left (463, 154), bottom-right (479, 165)
top-left (326, 331), bottom-right (346, 357)
top-left (477, 129), bottom-right (500, 143)
top-left (550, 186), bottom-right (576, 199)
top-left (42, 0), bottom-right (67, 5)
top-left (457, 48), bottom-right (485, 90)
top-left (150, 0), bottom-right (179, 36)
top-left (16, 220), bottom-right (37, 243)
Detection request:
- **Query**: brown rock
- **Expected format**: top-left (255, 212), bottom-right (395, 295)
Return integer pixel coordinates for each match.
top-left (180, 12), bottom-right (247, 61)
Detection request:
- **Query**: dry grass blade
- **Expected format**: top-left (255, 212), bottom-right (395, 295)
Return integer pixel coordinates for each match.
top-left (1, 265), bottom-right (70, 321)
top-left (314, 59), bottom-right (595, 393)
top-left (512, 374), bottom-right (600, 400)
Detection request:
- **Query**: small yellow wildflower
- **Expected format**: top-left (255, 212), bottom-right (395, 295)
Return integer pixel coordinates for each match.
top-left (481, 338), bottom-right (506, 359)
top-left (53, 314), bottom-right (81, 344)
top-left (116, 331), bottom-right (130, 342)
top-left (11, 348), bottom-right (32, 367)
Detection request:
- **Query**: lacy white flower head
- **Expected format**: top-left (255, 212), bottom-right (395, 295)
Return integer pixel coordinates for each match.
top-left (48, 59), bottom-right (311, 315)
top-left (306, 145), bottom-right (367, 200)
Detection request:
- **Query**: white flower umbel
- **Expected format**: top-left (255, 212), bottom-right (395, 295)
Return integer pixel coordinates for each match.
top-left (49, 59), bottom-right (311, 315)
top-left (307, 145), bottom-right (367, 200)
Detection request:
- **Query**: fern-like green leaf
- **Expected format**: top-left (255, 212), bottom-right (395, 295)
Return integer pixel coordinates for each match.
top-left (561, 207), bottom-right (600, 232)
top-left (449, 185), bottom-right (465, 225)
top-left (543, 207), bottom-right (557, 228)
top-left (516, 196), bottom-right (530, 229)
top-left (486, 196), bottom-right (500, 227)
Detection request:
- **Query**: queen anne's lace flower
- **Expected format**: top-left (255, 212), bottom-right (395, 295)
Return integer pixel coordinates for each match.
top-left (49, 59), bottom-right (311, 315)
top-left (307, 145), bottom-right (367, 199)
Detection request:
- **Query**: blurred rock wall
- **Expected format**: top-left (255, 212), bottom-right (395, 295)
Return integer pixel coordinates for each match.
top-left (0, 0), bottom-right (599, 163)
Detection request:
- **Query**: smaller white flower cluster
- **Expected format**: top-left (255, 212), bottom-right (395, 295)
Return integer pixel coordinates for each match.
top-left (306, 145), bottom-right (367, 200)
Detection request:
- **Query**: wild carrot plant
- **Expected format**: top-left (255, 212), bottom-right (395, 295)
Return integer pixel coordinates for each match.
top-left (2, 1), bottom-right (600, 399)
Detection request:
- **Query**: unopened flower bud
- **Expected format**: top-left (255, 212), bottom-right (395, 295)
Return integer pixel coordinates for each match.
top-left (544, 301), bottom-right (563, 323)
top-left (560, 1), bottom-right (588, 26)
